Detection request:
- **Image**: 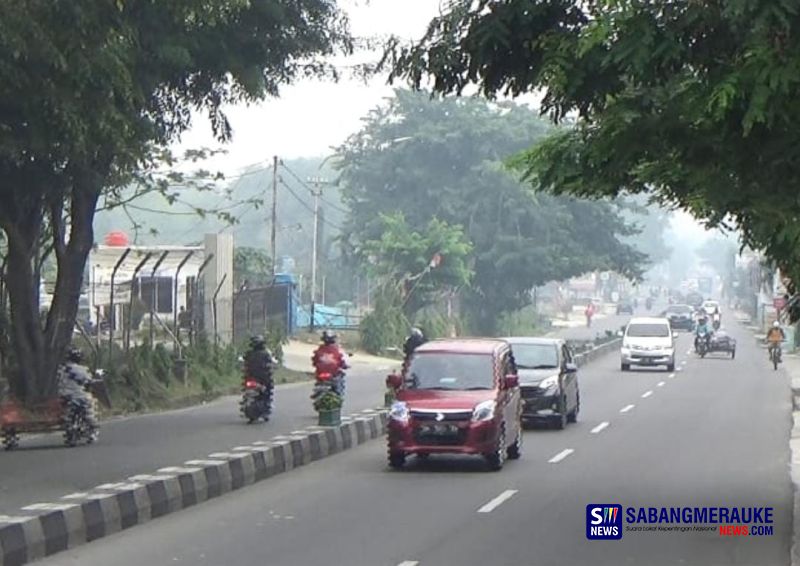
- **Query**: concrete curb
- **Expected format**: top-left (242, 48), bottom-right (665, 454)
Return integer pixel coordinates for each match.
top-left (574, 338), bottom-right (622, 368)
top-left (0, 409), bottom-right (388, 566)
top-left (791, 411), bottom-right (800, 566)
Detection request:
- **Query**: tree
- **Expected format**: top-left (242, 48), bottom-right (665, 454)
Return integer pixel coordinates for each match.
top-left (234, 247), bottom-right (273, 290)
top-left (0, 1), bottom-right (350, 402)
top-left (387, 0), bottom-right (800, 316)
top-left (337, 90), bottom-right (645, 333)
top-left (356, 212), bottom-right (473, 316)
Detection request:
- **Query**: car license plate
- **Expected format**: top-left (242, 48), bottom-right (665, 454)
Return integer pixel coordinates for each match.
top-left (421, 424), bottom-right (457, 435)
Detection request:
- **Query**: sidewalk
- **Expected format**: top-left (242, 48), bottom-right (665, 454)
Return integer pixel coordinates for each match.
top-left (282, 340), bottom-right (398, 374)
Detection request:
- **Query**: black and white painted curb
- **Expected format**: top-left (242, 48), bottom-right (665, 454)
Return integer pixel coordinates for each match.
top-left (0, 408), bottom-right (387, 566)
top-left (574, 338), bottom-right (622, 367)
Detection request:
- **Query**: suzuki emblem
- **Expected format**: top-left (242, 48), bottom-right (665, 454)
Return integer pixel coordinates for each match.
top-left (435, 412), bottom-right (445, 422)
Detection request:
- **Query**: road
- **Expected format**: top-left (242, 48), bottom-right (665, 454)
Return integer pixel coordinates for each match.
top-left (39, 319), bottom-right (792, 566)
top-left (0, 309), bottom-right (639, 515)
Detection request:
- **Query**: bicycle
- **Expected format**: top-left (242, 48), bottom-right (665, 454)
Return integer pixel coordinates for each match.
top-left (768, 343), bottom-right (782, 371)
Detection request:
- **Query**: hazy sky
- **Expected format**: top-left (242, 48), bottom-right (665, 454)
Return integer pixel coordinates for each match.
top-left (173, 0), bottom-right (713, 240)
top-left (175, 0), bottom-right (442, 174)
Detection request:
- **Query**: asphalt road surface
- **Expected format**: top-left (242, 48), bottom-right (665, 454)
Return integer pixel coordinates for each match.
top-left (0, 313), bottom-right (640, 515)
top-left (39, 319), bottom-right (792, 566)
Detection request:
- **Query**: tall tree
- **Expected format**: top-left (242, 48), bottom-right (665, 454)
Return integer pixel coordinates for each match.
top-left (387, 0), bottom-right (800, 316)
top-left (337, 90), bottom-right (645, 333)
top-left (0, 1), bottom-right (350, 402)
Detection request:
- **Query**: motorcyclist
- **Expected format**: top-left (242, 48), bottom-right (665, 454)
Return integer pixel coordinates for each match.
top-left (312, 330), bottom-right (349, 395)
top-left (244, 335), bottom-right (277, 386)
top-left (403, 327), bottom-right (427, 358)
top-left (57, 348), bottom-right (98, 429)
top-left (694, 316), bottom-right (713, 351)
top-left (766, 321), bottom-right (786, 361)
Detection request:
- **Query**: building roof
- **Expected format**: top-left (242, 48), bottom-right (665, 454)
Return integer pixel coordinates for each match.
top-left (415, 338), bottom-right (507, 355)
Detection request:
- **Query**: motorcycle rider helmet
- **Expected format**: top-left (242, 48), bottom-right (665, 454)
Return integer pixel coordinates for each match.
top-left (249, 335), bottom-right (266, 350)
top-left (321, 330), bottom-right (337, 345)
top-left (410, 327), bottom-right (424, 341)
top-left (773, 321), bottom-right (781, 328)
top-left (66, 348), bottom-right (83, 364)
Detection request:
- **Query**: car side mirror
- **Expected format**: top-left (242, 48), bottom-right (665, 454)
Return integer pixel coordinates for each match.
top-left (672, 332), bottom-right (678, 340)
top-left (386, 373), bottom-right (403, 390)
top-left (564, 362), bottom-right (578, 374)
top-left (503, 374), bottom-right (519, 389)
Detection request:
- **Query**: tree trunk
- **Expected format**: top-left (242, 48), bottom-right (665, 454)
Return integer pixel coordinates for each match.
top-left (1, 183), bottom-right (98, 404)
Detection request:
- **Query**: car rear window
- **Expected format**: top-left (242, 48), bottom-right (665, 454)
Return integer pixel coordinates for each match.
top-left (626, 323), bottom-right (670, 337)
top-left (509, 343), bottom-right (559, 369)
top-left (667, 306), bottom-right (692, 314)
top-left (406, 353), bottom-right (495, 391)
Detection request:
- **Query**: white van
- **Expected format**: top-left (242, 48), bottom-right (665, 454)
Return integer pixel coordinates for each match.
top-left (620, 317), bottom-right (676, 372)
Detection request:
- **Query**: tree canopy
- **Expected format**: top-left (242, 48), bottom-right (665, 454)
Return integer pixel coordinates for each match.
top-left (388, 0), bottom-right (800, 308)
top-left (337, 90), bottom-right (646, 333)
top-left (0, 0), bottom-right (351, 401)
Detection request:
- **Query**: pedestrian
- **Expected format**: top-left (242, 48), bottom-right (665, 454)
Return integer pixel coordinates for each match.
top-left (585, 300), bottom-right (596, 327)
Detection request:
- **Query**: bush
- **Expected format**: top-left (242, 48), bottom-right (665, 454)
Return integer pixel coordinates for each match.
top-left (360, 298), bottom-right (408, 355)
top-left (313, 391), bottom-right (343, 411)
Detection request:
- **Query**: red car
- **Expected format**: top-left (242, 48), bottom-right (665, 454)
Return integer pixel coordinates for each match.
top-left (385, 339), bottom-right (523, 471)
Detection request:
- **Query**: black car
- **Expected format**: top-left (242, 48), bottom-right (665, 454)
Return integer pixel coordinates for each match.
top-left (504, 337), bottom-right (579, 430)
top-left (708, 331), bottom-right (737, 359)
top-left (664, 304), bottom-right (695, 331)
top-left (616, 299), bottom-right (634, 315)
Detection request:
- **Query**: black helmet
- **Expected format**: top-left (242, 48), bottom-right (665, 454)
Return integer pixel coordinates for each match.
top-left (410, 327), bottom-right (424, 340)
top-left (66, 348), bottom-right (83, 364)
top-left (249, 335), bottom-right (266, 350)
top-left (321, 330), bottom-right (337, 345)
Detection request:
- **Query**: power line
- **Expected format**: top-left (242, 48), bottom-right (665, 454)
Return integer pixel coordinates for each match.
top-left (278, 178), bottom-right (343, 232)
top-left (279, 160), bottom-right (349, 215)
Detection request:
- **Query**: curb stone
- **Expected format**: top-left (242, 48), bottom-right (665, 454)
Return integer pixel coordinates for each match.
top-left (0, 409), bottom-right (388, 566)
top-left (791, 411), bottom-right (800, 566)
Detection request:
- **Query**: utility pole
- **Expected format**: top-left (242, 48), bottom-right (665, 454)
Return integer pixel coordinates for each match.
top-left (271, 155), bottom-right (278, 276)
top-left (307, 176), bottom-right (329, 332)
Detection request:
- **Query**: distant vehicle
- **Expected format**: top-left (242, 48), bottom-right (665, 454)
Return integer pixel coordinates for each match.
top-left (616, 298), bottom-right (634, 315)
top-left (686, 292), bottom-right (704, 308)
top-left (620, 317), bottom-right (676, 372)
top-left (663, 304), bottom-right (694, 331)
top-left (385, 339), bottom-right (522, 471)
top-left (702, 300), bottom-right (720, 316)
top-left (504, 337), bottom-right (579, 430)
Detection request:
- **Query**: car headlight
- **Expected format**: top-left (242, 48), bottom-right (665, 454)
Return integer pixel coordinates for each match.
top-left (472, 400), bottom-right (496, 422)
top-left (389, 401), bottom-right (409, 423)
top-left (538, 375), bottom-right (559, 392)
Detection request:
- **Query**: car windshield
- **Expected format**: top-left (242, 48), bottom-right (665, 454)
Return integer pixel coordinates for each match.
top-left (509, 343), bottom-right (559, 369)
top-left (626, 323), bottom-right (670, 337)
top-left (406, 352), bottom-right (495, 390)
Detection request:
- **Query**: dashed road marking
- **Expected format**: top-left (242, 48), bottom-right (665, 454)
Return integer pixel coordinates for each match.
top-left (668, 373), bottom-right (675, 379)
top-left (590, 422), bottom-right (610, 434)
top-left (397, 562), bottom-right (419, 566)
top-left (620, 404), bottom-right (635, 413)
top-left (657, 381), bottom-right (665, 387)
top-left (478, 489), bottom-right (518, 513)
top-left (548, 449), bottom-right (575, 464)
top-left (642, 391), bottom-right (653, 398)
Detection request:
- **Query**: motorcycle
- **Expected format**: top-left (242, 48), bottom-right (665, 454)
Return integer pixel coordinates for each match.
top-left (2, 369), bottom-right (107, 450)
top-left (645, 298), bottom-right (653, 311)
top-left (695, 331), bottom-right (710, 358)
top-left (240, 378), bottom-right (272, 423)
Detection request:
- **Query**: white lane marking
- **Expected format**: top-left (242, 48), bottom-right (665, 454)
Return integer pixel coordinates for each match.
top-left (548, 449), bottom-right (575, 464)
top-left (680, 360), bottom-right (687, 366)
top-left (477, 489), bottom-right (519, 513)
top-left (620, 404), bottom-right (635, 413)
top-left (686, 349), bottom-right (692, 355)
top-left (642, 391), bottom-right (653, 398)
top-left (590, 422), bottom-right (610, 434)
top-left (657, 381), bottom-right (665, 387)
top-left (668, 373), bottom-right (675, 379)
top-left (397, 562), bottom-right (419, 566)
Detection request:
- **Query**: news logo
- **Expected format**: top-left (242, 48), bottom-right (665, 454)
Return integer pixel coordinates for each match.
top-left (587, 504), bottom-right (623, 540)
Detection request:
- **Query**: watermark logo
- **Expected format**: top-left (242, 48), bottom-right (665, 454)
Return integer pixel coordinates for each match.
top-left (587, 504), bottom-right (623, 540)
